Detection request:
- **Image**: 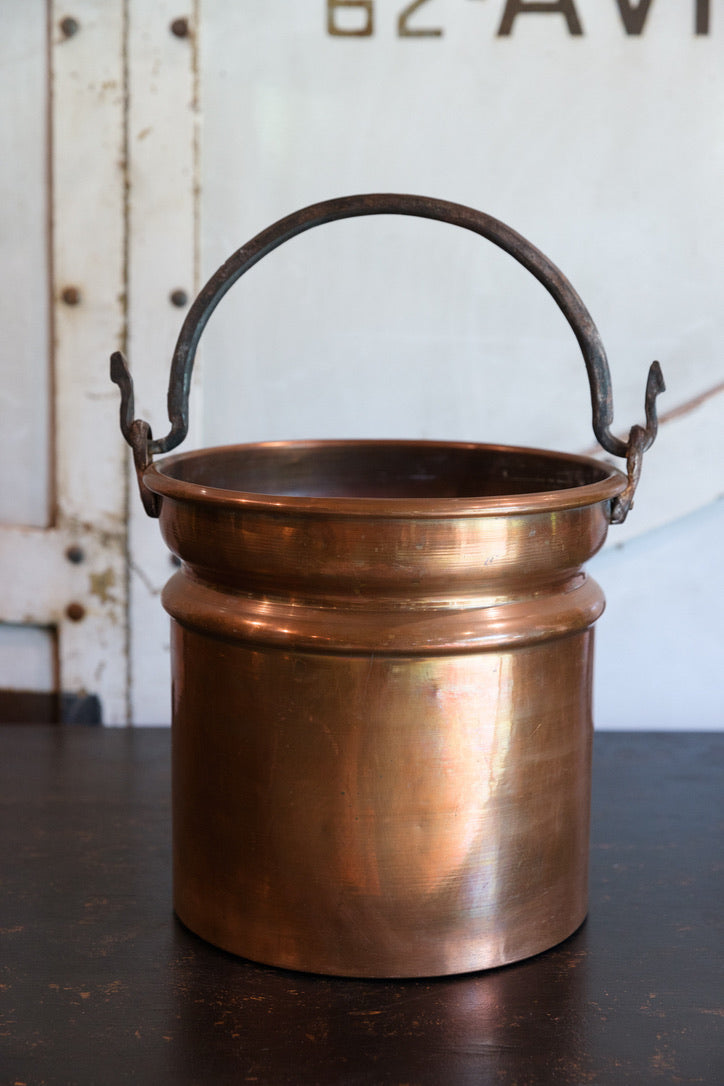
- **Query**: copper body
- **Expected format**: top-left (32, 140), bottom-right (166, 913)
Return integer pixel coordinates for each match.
top-left (145, 439), bottom-right (626, 977)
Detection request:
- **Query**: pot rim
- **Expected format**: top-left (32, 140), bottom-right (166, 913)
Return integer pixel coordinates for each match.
top-left (144, 438), bottom-right (627, 518)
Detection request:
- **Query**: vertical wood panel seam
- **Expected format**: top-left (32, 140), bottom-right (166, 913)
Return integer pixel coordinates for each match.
top-left (191, 0), bottom-right (202, 436)
top-left (45, 1), bottom-right (58, 534)
top-left (45, 1), bottom-right (60, 691)
top-left (121, 0), bottom-right (132, 723)
top-left (192, 0), bottom-right (201, 294)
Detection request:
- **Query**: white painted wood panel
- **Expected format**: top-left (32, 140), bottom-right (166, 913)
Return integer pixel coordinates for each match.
top-left (591, 497), bottom-right (724, 731)
top-left (0, 0), bottom-right (51, 530)
top-left (0, 2), bottom-right (55, 698)
top-left (186, 0), bottom-right (722, 733)
top-left (0, 625), bottom-right (54, 693)
top-left (197, 0), bottom-right (723, 537)
top-left (48, 0), bottom-right (128, 721)
top-left (126, 0), bottom-right (200, 725)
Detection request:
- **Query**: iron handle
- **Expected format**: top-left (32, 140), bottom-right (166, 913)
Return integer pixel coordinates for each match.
top-left (111, 192), bottom-right (664, 519)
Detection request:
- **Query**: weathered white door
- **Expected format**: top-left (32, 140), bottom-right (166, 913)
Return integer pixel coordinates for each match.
top-left (193, 0), bottom-right (723, 729)
top-left (2, 0), bottom-right (721, 726)
top-left (0, 2), bottom-right (128, 723)
top-left (0, 1), bottom-right (197, 724)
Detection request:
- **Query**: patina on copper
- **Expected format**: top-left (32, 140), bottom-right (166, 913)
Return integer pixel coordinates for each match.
top-left (111, 195), bottom-right (663, 977)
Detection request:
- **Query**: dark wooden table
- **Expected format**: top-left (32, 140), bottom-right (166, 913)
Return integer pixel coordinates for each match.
top-left (1, 728), bottom-right (721, 1085)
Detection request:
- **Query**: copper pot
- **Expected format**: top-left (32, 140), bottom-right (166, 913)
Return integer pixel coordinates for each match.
top-left (112, 194), bottom-right (663, 977)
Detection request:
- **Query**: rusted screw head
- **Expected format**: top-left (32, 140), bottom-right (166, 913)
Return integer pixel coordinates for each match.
top-left (61, 285), bottom-right (81, 306)
top-left (60, 16), bottom-right (80, 38)
top-left (65, 602), bottom-right (86, 622)
top-left (170, 289), bottom-right (189, 308)
top-left (65, 545), bottom-right (85, 565)
top-left (170, 17), bottom-right (190, 38)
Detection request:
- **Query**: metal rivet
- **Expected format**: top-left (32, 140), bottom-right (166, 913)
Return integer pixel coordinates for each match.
top-left (66, 602), bottom-right (86, 622)
top-left (65, 545), bottom-right (85, 565)
top-left (60, 16), bottom-right (80, 38)
top-left (61, 286), bottom-right (81, 306)
top-left (170, 289), bottom-right (189, 308)
top-left (170, 17), bottom-right (190, 38)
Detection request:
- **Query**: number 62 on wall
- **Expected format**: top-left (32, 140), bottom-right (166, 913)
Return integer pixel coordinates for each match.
top-left (327, 0), bottom-right (442, 37)
top-left (326, 0), bottom-right (712, 38)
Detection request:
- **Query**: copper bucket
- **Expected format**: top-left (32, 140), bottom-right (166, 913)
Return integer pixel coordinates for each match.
top-left (112, 195), bottom-right (664, 977)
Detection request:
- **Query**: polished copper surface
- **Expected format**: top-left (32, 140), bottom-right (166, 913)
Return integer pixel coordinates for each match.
top-left (145, 439), bottom-right (626, 977)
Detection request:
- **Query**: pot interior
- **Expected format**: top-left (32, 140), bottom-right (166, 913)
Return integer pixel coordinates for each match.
top-left (156, 441), bottom-right (617, 502)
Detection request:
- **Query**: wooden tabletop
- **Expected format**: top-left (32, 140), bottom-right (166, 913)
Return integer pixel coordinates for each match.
top-left (1, 727), bottom-right (721, 1085)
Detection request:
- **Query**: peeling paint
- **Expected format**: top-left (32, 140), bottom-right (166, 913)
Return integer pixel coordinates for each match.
top-left (89, 568), bottom-right (117, 605)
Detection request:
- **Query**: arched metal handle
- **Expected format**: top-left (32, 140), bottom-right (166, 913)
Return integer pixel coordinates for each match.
top-left (111, 193), bottom-right (664, 519)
